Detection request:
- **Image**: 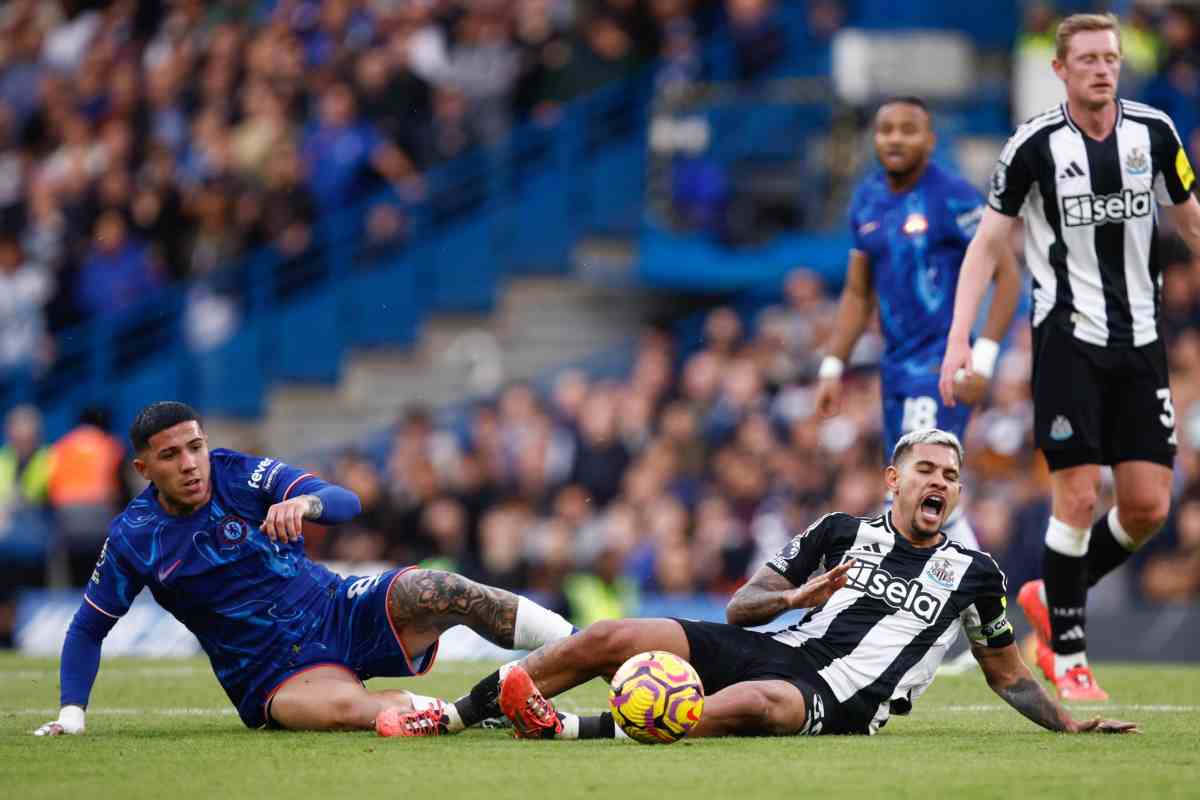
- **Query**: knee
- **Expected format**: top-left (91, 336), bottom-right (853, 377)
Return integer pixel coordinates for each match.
top-left (325, 686), bottom-right (372, 729)
top-left (1056, 480), bottom-right (1099, 525)
top-left (755, 684), bottom-right (805, 735)
top-left (1119, 493), bottom-right (1171, 538)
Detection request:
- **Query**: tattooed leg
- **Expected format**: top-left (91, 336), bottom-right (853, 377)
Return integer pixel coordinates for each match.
top-left (387, 569), bottom-right (519, 654)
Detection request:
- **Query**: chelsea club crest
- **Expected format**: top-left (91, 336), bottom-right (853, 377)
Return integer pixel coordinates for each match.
top-left (217, 515), bottom-right (249, 546)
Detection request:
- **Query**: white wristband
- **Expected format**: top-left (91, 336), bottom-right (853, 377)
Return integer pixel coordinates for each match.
top-left (971, 338), bottom-right (1000, 379)
top-left (818, 355), bottom-right (844, 380)
top-left (59, 705), bottom-right (85, 732)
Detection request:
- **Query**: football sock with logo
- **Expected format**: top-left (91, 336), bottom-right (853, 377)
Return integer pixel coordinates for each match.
top-left (1086, 507), bottom-right (1138, 588)
top-left (1042, 517), bottom-right (1090, 666)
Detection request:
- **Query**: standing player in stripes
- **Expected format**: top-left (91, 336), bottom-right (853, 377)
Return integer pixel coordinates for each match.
top-left (940, 13), bottom-right (1200, 700)
top-left (404, 430), bottom-right (1135, 739)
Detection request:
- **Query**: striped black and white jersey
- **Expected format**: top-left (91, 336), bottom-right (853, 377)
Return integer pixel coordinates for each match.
top-left (767, 512), bottom-right (1013, 734)
top-left (988, 100), bottom-right (1197, 348)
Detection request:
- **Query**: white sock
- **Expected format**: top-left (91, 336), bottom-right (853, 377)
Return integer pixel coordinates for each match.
top-left (409, 693), bottom-right (465, 733)
top-left (1054, 652), bottom-right (1088, 679)
top-left (1045, 516), bottom-right (1090, 556)
top-left (1108, 507), bottom-right (1137, 550)
top-left (558, 712), bottom-right (580, 739)
top-left (613, 722), bottom-right (632, 741)
top-left (514, 597), bottom-right (575, 651)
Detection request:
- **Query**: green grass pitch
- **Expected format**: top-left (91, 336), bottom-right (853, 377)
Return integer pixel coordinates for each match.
top-left (2, 654), bottom-right (1197, 800)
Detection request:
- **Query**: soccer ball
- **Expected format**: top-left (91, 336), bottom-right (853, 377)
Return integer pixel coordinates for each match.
top-left (609, 651), bottom-right (704, 744)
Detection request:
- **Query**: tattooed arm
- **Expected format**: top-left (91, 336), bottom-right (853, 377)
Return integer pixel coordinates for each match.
top-left (726, 560), bottom-right (854, 628)
top-left (387, 568), bottom-right (519, 649)
top-left (973, 643), bottom-right (1138, 733)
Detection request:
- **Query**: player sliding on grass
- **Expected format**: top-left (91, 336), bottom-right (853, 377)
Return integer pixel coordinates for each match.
top-left (391, 429), bottom-right (1136, 739)
top-left (34, 401), bottom-right (573, 736)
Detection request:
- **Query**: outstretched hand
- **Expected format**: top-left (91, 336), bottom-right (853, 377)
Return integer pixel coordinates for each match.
top-left (1072, 717), bottom-right (1140, 734)
top-left (787, 559), bottom-right (855, 610)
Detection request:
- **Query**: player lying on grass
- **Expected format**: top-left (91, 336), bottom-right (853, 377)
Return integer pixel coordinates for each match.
top-left (385, 429), bottom-right (1137, 738)
top-left (34, 401), bottom-right (574, 736)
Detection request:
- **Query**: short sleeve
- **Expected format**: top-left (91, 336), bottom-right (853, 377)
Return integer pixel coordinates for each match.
top-left (224, 450), bottom-right (313, 504)
top-left (767, 513), bottom-right (838, 586)
top-left (987, 138), bottom-right (1037, 217)
top-left (946, 182), bottom-right (985, 247)
top-left (83, 534), bottom-right (145, 619)
top-left (959, 557), bottom-right (1014, 649)
top-left (1150, 118), bottom-right (1196, 206)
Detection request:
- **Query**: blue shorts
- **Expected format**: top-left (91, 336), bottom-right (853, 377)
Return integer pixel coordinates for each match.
top-left (881, 386), bottom-right (971, 464)
top-left (237, 567), bottom-right (438, 728)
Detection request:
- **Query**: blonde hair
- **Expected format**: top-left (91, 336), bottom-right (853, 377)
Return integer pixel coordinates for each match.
top-left (1055, 12), bottom-right (1122, 62)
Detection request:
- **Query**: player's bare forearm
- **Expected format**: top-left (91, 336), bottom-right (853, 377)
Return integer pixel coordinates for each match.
top-left (726, 567), bottom-right (797, 627)
top-left (978, 243), bottom-right (1021, 344)
top-left (1167, 196), bottom-right (1200, 256)
top-left (949, 208), bottom-right (1016, 343)
top-left (387, 569), bottom-right (519, 648)
top-left (826, 250), bottom-right (875, 361)
top-left (299, 494), bottom-right (323, 519)
top-left (975, 643), bottom-right (1074, 732)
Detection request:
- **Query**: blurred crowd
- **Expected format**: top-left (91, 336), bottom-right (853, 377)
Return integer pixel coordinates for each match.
top-left (1, 0), bottom-right (797, 390)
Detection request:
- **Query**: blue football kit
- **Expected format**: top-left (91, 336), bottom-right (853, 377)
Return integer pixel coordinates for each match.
top-left (60, 448), bottom-right (432, 728)
top-left (847, 161), bottom-right (985, 460)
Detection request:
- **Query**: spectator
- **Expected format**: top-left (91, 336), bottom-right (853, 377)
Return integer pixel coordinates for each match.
top-left (0, 404), bottom-right (53, 527)
top-left (47, 407), bottom-right (125, 586)
top-left (0, 234), bottom-right (52, 385)
top-left (302, 81), bottom-right (416, 214)
top-left (75, 209), bottom-right (160, 317)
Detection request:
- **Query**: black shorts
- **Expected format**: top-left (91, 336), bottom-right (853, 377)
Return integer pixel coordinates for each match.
top-left (1031, 322), bottom-right (1177, 472)
top-left (674, 619), bottom-right (872, 735)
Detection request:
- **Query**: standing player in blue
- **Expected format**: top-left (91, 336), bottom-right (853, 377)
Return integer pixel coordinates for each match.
top-left (816, 96), bottom-right (1022, 550)
top-left (33, 401), bottom-right (575, 736)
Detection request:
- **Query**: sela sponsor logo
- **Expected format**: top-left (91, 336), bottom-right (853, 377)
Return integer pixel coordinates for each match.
top-left (843, 557), bottom-right (945, 623)
top-left (1062, 189), bottom-right (1152, 227)
top-left (248, 457), bottom-right (274, 489)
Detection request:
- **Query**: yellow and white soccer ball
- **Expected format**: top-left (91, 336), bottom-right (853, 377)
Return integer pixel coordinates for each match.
top-left (609, 651), bottom-right (704, 744)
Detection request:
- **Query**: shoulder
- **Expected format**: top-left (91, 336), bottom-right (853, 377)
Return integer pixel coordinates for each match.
top-left (1001, 105), bottom-right (1069, 162)
top-left (849, 172), bottom-right (883, 208)
top-left (944, 541), bottom-right (1008, 591)
top-left (815, 511), bottom-right (874, 541)
top-left (1121, 99), bottom-right (1182, 140)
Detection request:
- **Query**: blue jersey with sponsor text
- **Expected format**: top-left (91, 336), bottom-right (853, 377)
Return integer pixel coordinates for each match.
top-left (848, 161), bottom-right (984, 396)
top-left (84, 448), bottom-right (340, 712)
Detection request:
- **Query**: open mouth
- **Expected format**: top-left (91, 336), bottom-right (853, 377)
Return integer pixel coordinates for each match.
top-left (918, 494), bottom-right (945, 525)
top-left (183, 478), bottom-right (203, 492)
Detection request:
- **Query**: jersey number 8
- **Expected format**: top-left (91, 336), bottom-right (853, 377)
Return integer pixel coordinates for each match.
top-left (902, 396), bottom-right (939, 432)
